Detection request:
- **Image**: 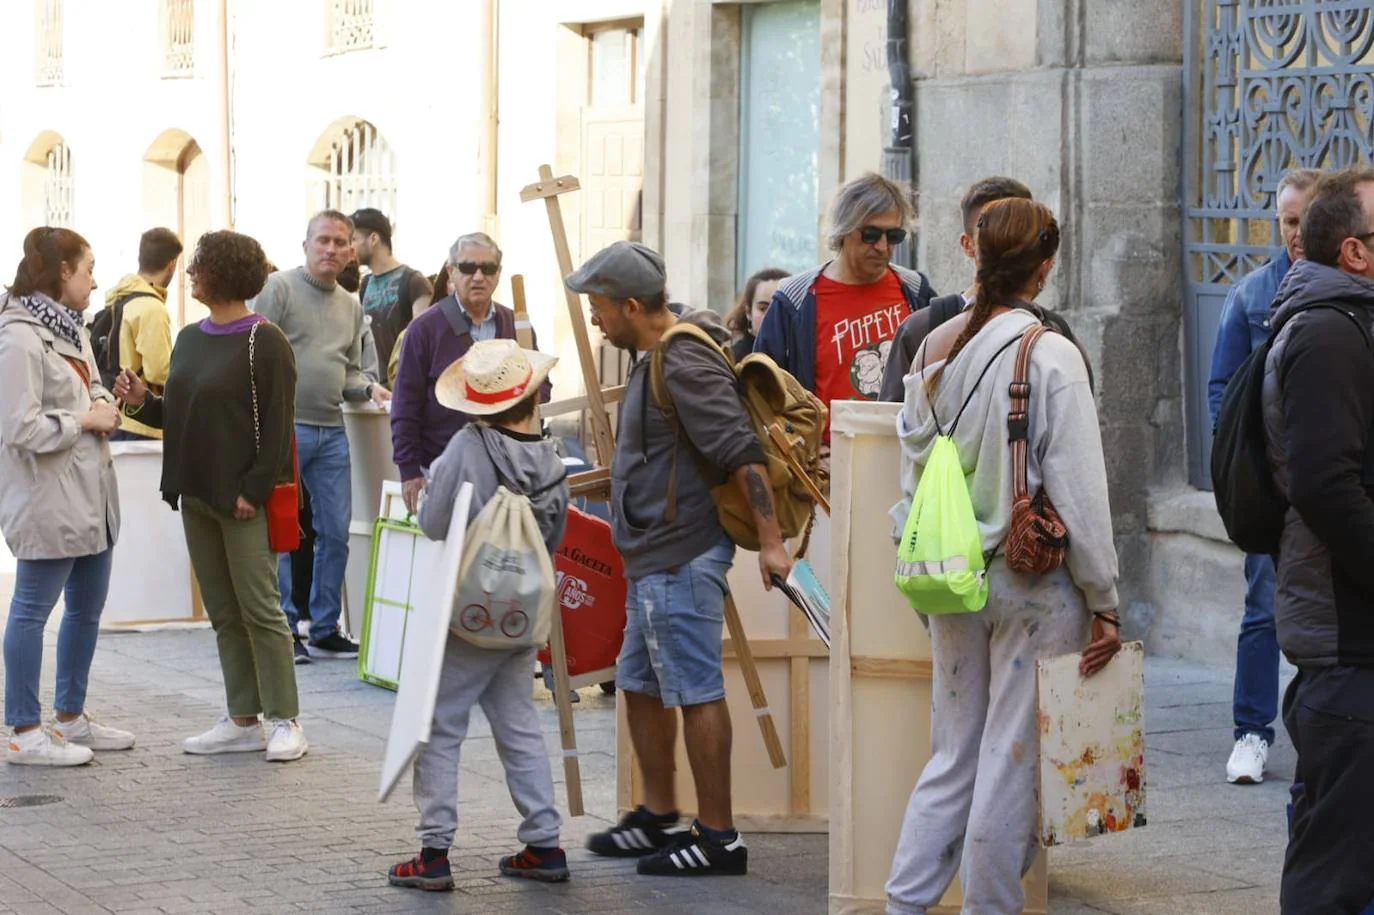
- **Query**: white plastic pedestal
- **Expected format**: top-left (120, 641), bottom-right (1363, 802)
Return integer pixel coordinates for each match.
top-left (341, 403), bottom-right (399, 635)
top-left (103, 440), bottom-right (203, 628)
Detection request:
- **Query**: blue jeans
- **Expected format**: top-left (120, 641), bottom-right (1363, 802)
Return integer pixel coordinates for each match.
top-left (615, 535), bottom-right (735, 709)
top-left (1234, 552), bottom-right (1279, 744)
top-left (4, 549), bottom-right (114, 728)
top-left (277, 424), bottom-right (352, 642)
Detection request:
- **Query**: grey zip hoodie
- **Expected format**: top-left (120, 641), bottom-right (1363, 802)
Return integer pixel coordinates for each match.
top-left (611, 307), bottom-right (766, 579)
top-left (889, 309), bottom-right (1119, 611)
top-left (419, 423), bottom-right (570, 554)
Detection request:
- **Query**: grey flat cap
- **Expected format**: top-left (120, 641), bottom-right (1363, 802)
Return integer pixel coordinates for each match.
top-left (564, 241), bottom-right (666, 299)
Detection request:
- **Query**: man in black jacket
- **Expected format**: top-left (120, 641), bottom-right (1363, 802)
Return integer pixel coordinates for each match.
top-left (1261, 167), bottom-right (1374, 913)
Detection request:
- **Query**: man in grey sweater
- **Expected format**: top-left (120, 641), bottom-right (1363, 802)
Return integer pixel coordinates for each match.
top-left (252, 210), bottom-right (390, 662)
top-left (570, 242), bottom-right (790, 879)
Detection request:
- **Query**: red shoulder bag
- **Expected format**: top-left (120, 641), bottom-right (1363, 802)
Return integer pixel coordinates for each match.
top-left (249, 322), bottom-right (301, 552)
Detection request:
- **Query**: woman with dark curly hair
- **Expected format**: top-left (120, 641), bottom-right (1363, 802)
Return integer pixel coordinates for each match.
top-left (114, 231), bottom-right (307, 763)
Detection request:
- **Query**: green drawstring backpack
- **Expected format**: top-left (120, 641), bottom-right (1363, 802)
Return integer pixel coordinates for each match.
top-left (894, 333), bottom-right (1023, 614)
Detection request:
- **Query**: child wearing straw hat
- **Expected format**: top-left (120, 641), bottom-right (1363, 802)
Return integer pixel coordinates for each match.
top-left (388, 338), bottom-right (571, 891)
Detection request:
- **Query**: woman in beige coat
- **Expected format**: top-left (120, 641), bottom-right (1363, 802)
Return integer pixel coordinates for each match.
top-left (1, 227), bottom-right (133, 767)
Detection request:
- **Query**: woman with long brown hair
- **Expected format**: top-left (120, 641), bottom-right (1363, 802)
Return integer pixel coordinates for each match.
top-left (1, 227), bottom-right (131, 767)
top-left (885, 198), bottom-right (1121, 912)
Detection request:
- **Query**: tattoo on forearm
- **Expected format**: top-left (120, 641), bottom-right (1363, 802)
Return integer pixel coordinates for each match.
top-left (745, 468), bottom-right (774, 520)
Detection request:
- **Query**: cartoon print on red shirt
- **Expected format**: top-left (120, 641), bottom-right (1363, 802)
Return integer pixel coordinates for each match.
top-left (814, 271), bottom-right (907, 406)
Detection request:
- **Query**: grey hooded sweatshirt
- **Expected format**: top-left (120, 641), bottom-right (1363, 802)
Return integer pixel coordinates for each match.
top-left (1262, 258), bottom-right (1374, 668)
top-left (611, 307), bottom-right (766, 579)
top-left (890, 309), bottom-right (1119, 611)
top-left (419, 422), bottom-right (570, 555)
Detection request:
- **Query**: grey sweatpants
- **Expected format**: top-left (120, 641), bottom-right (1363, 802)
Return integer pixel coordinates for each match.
top-left (412, 635), bottom-right (561, 850)
top-left (886, 563), bottom-right (1088, 915)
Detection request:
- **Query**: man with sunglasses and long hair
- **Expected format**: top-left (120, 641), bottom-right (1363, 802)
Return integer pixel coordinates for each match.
top-left (753, 172), bottom-right (935, 433)
top-left (391, 232), bottom-right (551, 515)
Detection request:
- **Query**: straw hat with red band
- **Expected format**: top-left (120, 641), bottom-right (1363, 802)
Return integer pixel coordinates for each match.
top-left (435, 338), bottom-right (558, 416)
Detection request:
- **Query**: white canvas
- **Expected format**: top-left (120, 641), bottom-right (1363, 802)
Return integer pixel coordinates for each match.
top-left (378, 482), bottom-right (473, 803)
top-left (1037, 641), bottom-right (1147, 846)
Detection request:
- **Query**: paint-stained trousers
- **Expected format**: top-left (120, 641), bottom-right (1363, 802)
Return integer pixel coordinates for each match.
top-left (886, 562), bottom-right (1088, 915)
top-left (412, 634), bottom-right (562, 850)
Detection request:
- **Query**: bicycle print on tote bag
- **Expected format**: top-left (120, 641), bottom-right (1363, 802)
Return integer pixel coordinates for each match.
top-left (452, 486), bottom-right (557, 650)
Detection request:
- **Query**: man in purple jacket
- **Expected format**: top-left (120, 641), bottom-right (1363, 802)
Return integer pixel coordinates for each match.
top-left (391, 232), bottom-right (551, 514)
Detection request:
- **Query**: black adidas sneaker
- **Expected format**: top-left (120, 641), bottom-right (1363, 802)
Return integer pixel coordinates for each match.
top-left (586, 806), bottom-right (687, 858)
top-left (636, 822), bottom-right (748, 877)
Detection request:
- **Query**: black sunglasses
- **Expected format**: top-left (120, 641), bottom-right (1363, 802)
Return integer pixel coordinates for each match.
top-left (859, 226), bottom-right (908, 247)
top-left (455, 261), bottom-right (501, 276)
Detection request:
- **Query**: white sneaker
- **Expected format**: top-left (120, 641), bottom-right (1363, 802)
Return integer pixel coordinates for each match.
top-left (51, 714), bottom-right (136, 751)
top-left (1226, 733), bottom-right (1269, 784)
top-left (6, 728), bottom-right (94, 767)
top-left (183, 716), bottom-right (265, 755)
top-left (265, 719), bottom-right (307, 762)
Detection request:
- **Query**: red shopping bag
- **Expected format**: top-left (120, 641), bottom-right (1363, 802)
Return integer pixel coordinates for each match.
top-left (539, 507), bottom-right (627, 677)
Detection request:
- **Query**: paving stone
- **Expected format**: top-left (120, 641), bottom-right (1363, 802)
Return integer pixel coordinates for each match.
top-left (0, 627), bottom-right (1299, 913)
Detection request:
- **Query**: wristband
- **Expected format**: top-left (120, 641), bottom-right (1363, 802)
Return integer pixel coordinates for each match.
top-left (1092, 610), bottom-right (1120, 628)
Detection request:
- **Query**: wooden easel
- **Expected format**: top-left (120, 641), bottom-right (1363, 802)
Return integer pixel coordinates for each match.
top-left (519, 164), bottom-right (789, 781)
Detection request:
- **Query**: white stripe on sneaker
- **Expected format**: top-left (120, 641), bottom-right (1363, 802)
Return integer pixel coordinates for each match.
top-left (691, 845), bottom-right (709, 867)
top-left (670, 851), bottom-right (686, 869)
top-left (631, 828), bottom-right (650, 849)
top-left (613, 833), bottom-right (630, 851)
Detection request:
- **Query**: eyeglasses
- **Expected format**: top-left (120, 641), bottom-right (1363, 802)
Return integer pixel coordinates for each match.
top-left (455, 261), bottom-right (501, 276)
top-left (859, 226), bottom-right (908, 247)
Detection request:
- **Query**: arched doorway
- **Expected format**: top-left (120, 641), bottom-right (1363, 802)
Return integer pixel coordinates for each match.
top-left (144, 129), bottom-right (211, 328)
top-left (306, 117), bottom-right (397, 220)
top-left (21, 131), bottom-right (75, 229)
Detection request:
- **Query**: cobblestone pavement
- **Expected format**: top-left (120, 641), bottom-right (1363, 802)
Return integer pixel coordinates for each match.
top-left (0, 605), bottom-right (1293, 913)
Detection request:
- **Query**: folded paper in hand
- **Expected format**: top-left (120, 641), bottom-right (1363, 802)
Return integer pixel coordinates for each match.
top-left (773, 558), bottom-right (831, 649)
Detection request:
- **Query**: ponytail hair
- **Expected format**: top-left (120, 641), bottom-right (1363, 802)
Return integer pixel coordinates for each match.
top-left (8, 227), bottom-right (91, 300)
top-left (926, 198), bottom-right (1059, 393)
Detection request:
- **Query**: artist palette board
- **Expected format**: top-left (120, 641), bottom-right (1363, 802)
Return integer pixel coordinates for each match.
top-left (1037, 640), bottom-right (1147, 846)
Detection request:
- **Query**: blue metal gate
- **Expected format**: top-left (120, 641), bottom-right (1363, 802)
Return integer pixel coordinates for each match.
top-left (1183, 0), bottom-right (1374, 487)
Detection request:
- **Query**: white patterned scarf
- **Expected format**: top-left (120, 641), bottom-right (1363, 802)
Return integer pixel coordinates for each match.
top-left (17, 292), bottom-right (85, 350)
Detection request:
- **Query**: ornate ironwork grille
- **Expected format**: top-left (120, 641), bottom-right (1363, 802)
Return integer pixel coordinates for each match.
top-left (319, 121), bottom-right (396, 219)
top-left (44, 143), bottom-right (74, 228)
top-left (163, 0), bottom-right (194, 75)
top-left (325, 0), bottom-right (373, 54)
top-left (1183, 0), bottom-right (1374, 487)
top-left (34, 0), bottom-right (63, 86)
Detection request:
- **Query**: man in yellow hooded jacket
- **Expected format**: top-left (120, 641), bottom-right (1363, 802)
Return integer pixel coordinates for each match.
top-left (103, 228), bottom-right (182, 440)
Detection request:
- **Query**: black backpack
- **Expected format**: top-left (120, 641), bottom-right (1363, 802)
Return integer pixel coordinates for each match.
top-left (88, 292), bottom-right (142, 388)
top-left (1211, 303), bottom-right (1372, 555)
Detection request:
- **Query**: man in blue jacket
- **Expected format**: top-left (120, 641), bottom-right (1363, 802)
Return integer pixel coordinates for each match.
top-left (753, 173), bottom-right (935, 432)
top-left (1207, 167), bottom-right (1320, 786)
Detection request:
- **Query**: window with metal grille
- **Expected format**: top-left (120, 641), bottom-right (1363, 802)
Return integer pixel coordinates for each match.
top-left (34, 0), bottom-right (63, 86)
top-left (162, 0), bottom-right (194, 75)
top-left (312, 121), bottom-right (396, 219)
top-left (44, 144), bottom-right (74, 228)
top-left (325, 0), bottom-right (373, 55)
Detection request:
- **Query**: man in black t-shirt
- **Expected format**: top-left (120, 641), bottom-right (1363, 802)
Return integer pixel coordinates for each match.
top-left (352, 209), bottom-right (433, 371)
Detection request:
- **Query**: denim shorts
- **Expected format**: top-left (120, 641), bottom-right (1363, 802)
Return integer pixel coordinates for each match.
top-left (615, 536), bottom-right (735, 708)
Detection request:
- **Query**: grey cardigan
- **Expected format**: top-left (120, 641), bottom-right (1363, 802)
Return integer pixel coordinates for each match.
top-left (0, 296), bottom-right (120, 559)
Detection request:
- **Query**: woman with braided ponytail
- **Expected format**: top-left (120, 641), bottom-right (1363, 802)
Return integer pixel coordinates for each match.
top-left (885, 199), bottom-right (1121, 913)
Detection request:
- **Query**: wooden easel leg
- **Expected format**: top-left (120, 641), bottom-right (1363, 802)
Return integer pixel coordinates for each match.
top-left (547, 605), bottom-right (585, 816)
top-left (723, 593), bottom-right (787, 769)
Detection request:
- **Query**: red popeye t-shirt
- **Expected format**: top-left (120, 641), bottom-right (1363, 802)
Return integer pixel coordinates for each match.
top-left (813, 269), bottom-right (908, 431)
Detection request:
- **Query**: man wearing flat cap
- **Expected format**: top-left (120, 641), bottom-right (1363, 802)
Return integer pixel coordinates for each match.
top-left (572, 241), bottom-right (791, 878)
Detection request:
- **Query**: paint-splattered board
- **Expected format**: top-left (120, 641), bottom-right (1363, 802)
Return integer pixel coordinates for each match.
top-left (1037, 640), bottom-right (1146, 846)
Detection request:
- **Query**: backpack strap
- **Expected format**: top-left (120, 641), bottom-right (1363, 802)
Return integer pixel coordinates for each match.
top-left (1008, 324), bottom-right (1053, 501)
top-left (647, 321), bottom-right (733, 523)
